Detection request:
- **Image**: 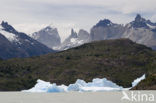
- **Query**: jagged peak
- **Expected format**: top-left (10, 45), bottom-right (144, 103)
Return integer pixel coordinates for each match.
top-left (94, 19), bottom-right (113, 27)
top-left (135, 14), bottom-right (142, 21)
top-left (71, 28), bottom-right (74, 34)
top-left (70, 28), bottom-right (78, 38)
top-left (1, 21), bottom-right (16, 32)
top-left (129, 14), bottom-right (148, 28)
top-left (134, 14), bottom-right (146, 22)
top-left (133, 14), bottom-right (156, 27)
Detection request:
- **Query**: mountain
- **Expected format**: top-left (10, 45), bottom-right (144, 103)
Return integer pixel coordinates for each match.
top-left (25, 14), bottom-right (156, 51)
top-left (32, 26), bottom-right (61, 49)
top-left (90, 19), bottom-right (125, 41)
top-left (90, 14), bottom-right (156, 50)
top-left (0, 21), bottom-right (54, 59)
top-left (122, 14), bottom-right (156, 49)
top-left (0, 39), bottom-right (155, 91)
top-left (57, 29), bottom-right (90, 50)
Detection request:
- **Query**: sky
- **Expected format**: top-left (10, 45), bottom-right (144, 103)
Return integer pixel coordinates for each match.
top-left (0, 0), bottom-right (156, 42)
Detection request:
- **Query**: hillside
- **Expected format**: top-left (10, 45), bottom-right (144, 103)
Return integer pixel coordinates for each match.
top-left (0, 39), bottom-right (155, 91)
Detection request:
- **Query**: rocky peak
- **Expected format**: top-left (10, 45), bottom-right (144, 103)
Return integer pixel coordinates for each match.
top-left (94, 19), bottom-right (113, 28)
top-left (70, 29), bottom-right (78, 38)
top-left (1, 21), bottom-right (16, 33)
top-left (32, 25), bottom-right (61, 48)
top-left (130, 14), bottom-right (148, 28)
top-left (135, 14), bottom-right (144, 22)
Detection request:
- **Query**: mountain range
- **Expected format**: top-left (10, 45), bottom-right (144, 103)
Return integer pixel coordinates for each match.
top-left (56, 29), bottom-right (90, 50)
top-left (91, 14), bottom-right (156, 50)
top-left (1, 14), bottom-right (154, 59)
top-left (0, 21), bottom-right (55, 59)
top-left (30, 14), bottom-right (156, 51)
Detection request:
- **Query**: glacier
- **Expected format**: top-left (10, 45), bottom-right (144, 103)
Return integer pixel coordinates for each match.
top-left (23, 74), bottom-right (145, 93)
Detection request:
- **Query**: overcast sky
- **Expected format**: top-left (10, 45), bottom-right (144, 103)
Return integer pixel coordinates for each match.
top-left (0, 0), bottom-right (156, 41)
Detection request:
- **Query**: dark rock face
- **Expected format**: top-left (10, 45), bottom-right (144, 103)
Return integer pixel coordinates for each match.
top-left (70, 29), bottom-right (78, 38)
top-left (0, 21), bottom-right (55, 59)
top-left (94, 19), bottom-right (112, 27)
top-left (1, 21), bottom-right (17, 33)
top-left (130, 14), bottom-right (149, 28)
top-left (32, 26), bottom-right (61, 49)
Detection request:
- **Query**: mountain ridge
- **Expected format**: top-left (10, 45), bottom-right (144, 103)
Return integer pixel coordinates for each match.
top-left (90, 14), bottom-right (156, 50)
top-left (27, 14), bottom-right (156, 51)
top-left (0, 21), bottom-right (55, 59)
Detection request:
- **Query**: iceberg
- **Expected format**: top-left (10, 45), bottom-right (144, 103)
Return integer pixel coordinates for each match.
top-left (132, 74), bottom-right (145, 87)
top-left (23, 74), bottom-right (145, 93)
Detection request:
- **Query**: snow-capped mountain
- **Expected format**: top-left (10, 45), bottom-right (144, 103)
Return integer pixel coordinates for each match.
top-left (0, 21), bottom-right (54, 59)
top-left (27, 14), bottom-right (156, 51)
top-left (122, 14), bottom-right (156, 49)
top-left (56, 29), bottom-right (90, 50)
top-left (32, 26), bottom-right (61, 49)
top-left (91, 14), bottom-right (156, 50)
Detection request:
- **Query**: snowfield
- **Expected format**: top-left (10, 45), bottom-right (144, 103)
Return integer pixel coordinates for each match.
top-left (23, 74), bottom-right (145, 93)
top-left (0, 25), bottom-right (19, 42)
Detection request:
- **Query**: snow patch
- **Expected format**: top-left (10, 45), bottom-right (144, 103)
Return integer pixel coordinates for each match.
top-left (0, 25), bottom-right (19, 42)
top-left (23, 74), bottom-right (145, 93)
top-left (147, 24), bottom-right (156, 29)
top-left (70, 38), bottom-right (77, 43)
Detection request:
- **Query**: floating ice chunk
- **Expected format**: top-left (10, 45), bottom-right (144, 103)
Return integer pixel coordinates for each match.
top-left (81, 87), bottom-right (123, 92)
top-left (23, 74), bottom-right (146, 93)
top-left (86, 78), bottom-right (121, 88)
top-left (132, 74), bottom-right (145, 87)
top-left (23, 80), bottom-right (67, 93)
